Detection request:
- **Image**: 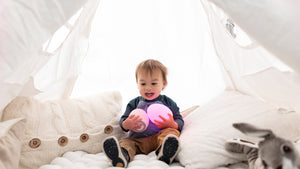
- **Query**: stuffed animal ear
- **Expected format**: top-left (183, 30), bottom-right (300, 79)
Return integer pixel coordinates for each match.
top-left (225, 138), bottom-right (260, 169)
top-left (225, 138), bottom-right (258, 154)
top-left (232, 123), bottom-right (275, 139)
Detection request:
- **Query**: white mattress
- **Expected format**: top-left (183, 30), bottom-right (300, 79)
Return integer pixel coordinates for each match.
top-left (38, 150), bottom-right (249, 169)
top-left (38, 151), bottom-right (185, 169)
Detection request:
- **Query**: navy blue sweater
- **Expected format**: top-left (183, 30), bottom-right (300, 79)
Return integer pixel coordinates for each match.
top-left (120, 95), bottom-right (184, 138)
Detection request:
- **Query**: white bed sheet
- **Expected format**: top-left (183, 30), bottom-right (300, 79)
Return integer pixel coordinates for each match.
top-left (38, 150), bottom-right (185, 169)
top-left (38, 150), bottom-right (248, 169)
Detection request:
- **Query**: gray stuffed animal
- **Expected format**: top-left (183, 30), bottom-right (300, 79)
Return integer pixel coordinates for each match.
top-left (225, 123), bottom-right (300, 169)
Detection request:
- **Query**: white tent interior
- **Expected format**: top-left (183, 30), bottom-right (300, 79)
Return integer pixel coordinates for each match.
top-left (0, 0), bottom-right (300, 169)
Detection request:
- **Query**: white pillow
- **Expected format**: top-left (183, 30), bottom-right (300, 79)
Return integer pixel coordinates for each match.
top-left (2, 91), bottom-right (125, 169)
top-left (0, 118), bottom-right (26, 169)
top-left (178, 90), bottom-right (300, 169)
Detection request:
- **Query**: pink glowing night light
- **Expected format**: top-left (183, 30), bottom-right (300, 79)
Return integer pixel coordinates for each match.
top-left (129, 109), bottom-right (149, 132)
top-left (147, 103), bottom-right (173, 123)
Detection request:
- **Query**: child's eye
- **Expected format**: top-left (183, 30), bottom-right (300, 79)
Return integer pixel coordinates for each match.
top-left (140, 83), bottom-right (146, 86)
top-left (151, 83), bottom-right (157, 85)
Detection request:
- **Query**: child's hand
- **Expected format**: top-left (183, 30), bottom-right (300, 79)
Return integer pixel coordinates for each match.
top-left (122, 114), bottom-right (143, 131)
top-left (154, 113), bottom-right (178, 129)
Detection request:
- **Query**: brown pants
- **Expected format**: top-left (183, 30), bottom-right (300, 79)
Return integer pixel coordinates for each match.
top-left (119, 128), bottom-right (180, 162)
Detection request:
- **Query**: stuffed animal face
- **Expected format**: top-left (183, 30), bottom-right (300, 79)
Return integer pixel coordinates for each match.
top-left (226, 123), bottom-right (300, 169)
top-left (259, 138), bottom-right (297, 169)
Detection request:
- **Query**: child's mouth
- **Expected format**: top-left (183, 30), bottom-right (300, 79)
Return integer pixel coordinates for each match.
top-left (145, 93), bottom-right (154, 97)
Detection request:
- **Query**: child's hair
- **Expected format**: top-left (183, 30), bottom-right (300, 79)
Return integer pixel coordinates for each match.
top-left (135, 59), bottom-right (168, 86)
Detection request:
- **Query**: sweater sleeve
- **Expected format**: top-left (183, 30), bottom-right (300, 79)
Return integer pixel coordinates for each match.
top-left (119, 97), bottom-right (140, 131)
top-left (163, 96), bottom-right (184, 132)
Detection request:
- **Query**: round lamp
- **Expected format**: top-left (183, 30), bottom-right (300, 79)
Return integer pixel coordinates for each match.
top-left (129, 109), bottom-right (149, 132)
top-left (147, 103), bottom-right (173, 124)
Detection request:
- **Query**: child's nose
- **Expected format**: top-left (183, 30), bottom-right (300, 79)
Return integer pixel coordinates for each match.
top-left (145, 86), bottom-right (151, 91)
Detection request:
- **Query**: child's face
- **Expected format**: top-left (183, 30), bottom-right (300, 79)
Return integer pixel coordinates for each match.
top-left (137, 69), bottom-right (166, 101)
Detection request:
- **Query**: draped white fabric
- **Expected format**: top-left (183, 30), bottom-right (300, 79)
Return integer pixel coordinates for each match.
top-left (203, 0), bottom-right (300, 112)
top-left (0, 0), bottom-right (90, 115)
top-left (209, 0), bottom-right (300, 74)
top-left (1, 0), bottom-right (300, 117)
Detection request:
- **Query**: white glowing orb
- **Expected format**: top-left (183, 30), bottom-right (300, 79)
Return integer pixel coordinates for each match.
top-left (129, 109), bottom-right (149, 132)
top-left (147, 104), bottom-right (173, 123)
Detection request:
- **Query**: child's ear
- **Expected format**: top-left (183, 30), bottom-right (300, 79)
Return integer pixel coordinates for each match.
top-left (162, 81), bottom-right (167, 90)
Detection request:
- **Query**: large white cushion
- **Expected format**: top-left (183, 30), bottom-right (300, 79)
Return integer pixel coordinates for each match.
top-left (0, 118), bottom-right (26, 169)
top-left (178, 90), bottom-right (300, 169)
top-left (2, 91), bottom-right (125, 169)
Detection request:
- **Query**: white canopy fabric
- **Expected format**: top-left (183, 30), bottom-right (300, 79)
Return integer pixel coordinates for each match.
top-left (209, 0), bottom-right (300, 74)
top-left (0, 0), bottom-right (93, 115)
top-left (202, 0), bottom-right (300, 112)
top-left (0, 0), bottom-right (299, 118)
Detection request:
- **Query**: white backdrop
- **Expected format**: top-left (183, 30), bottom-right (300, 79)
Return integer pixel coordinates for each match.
top-left (70, 0), bottom-right (225, 110)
